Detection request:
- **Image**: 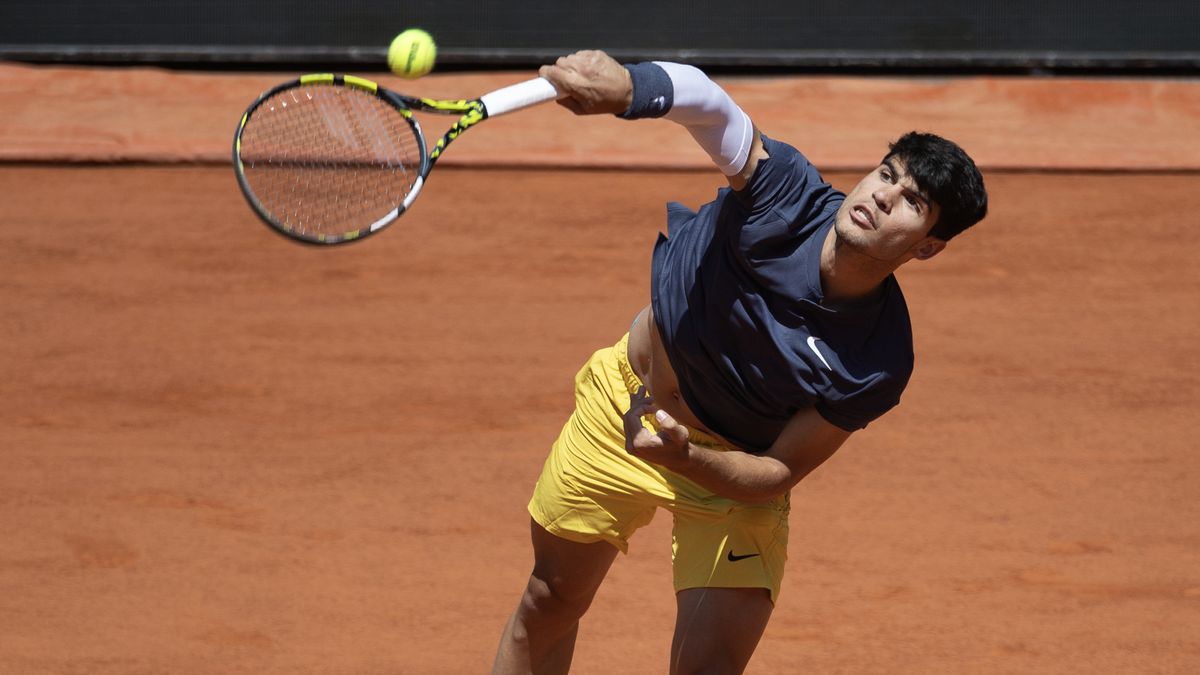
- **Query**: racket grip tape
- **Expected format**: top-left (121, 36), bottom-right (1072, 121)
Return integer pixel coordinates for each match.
top-left (479, 78), bottom-right (559, 118)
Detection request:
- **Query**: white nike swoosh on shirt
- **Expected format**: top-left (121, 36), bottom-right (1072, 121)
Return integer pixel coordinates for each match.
top-left (806, 336), bottom-right (833, 370)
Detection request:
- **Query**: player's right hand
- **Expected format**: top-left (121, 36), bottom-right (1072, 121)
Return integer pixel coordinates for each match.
top-left (539, 50), bottom-right (632, 116)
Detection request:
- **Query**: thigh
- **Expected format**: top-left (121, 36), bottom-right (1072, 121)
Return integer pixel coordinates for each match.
top-left (670, 492), bottom-right (790, 604)
top-left (528, 517), bottom-right (620, 606)
top-left (527, 336), bottom-right (669, 553)
top-left (671, 587), bottom-right (774, 675)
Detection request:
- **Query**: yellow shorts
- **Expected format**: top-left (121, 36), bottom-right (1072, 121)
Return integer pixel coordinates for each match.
top-left (528, 333), bottom-right (790, 603)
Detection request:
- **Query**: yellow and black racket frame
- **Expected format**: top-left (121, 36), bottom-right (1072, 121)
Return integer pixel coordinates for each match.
top-left (232, 73), bottom-right (489, 245)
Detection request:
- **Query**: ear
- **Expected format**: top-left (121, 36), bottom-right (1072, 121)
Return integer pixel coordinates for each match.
top-left (912, 237), bottom-right (946, 261)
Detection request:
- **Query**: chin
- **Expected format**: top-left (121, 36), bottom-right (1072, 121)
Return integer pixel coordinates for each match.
top-left (833, 218), bottom-right (869, 249)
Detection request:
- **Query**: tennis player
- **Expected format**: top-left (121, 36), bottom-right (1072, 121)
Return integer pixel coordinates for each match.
top-left (492, 50), bottom-right (988, 674)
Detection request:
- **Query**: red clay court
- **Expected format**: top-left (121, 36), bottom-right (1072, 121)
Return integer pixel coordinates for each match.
top-left (1, 63), bottom-right (1198, 673)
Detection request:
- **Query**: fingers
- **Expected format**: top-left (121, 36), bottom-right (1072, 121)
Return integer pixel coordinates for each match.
top-left (654, 409), bottom-right (690, 445)
top-left (628, 384), bottom-right (657, 403)
top-left (624, 425), bottom-right (659, 455)
top-left (623, 397), bottom-right (690, 470)
top-left (537, 50), bottom-right (630, 116)
top-left (622, 386), bottom-right (655, 447)
top-left (538, 55), bottom-right (590, 93)
top-left (624, 385), bottom-right (690, 454)
top-left (538, 64), bottom-right (586, 116)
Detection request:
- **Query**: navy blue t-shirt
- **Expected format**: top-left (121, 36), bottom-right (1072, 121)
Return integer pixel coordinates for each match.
top-left (650, 135), bottom-right (914, 453)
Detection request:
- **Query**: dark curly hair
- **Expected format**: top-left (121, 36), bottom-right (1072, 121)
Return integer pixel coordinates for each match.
top-left (883, 132), bottom-right (988, 241)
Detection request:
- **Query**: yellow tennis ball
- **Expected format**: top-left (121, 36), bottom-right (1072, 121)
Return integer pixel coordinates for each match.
top-left (388, 28), bottom-right (437, 79)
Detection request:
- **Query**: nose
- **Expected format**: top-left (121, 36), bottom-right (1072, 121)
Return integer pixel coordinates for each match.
top-left (873, 181), bottom-right (906, 213)
top-left (872, 186), bottom-right (893, 214)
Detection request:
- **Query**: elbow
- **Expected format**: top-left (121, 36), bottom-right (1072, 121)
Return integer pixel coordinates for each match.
top-left (735, 465), bottom-right (799, 504)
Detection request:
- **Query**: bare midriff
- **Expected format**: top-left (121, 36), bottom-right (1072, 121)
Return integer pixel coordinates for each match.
top-left (628, 304), bottom-right (727, 442)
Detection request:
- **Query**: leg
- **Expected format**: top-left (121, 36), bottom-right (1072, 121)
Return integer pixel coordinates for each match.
top-left (496, 334), bottom-right (665, 672)
top-left (670, 587), bottom-right (774, 675)
top-left (492, 518), bottom-right (620, 675)
top-left (665, 476), bottom-right (790, 674)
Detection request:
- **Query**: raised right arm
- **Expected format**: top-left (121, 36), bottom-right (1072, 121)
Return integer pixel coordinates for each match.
top-left (539, 50), bottom-right (768, 190)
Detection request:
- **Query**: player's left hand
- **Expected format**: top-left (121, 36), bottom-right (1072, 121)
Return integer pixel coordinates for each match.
top-left (623, 386), bottom-right (691, 470)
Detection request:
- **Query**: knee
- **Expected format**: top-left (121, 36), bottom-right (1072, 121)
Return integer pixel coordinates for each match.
top-left (518, 570), bottom-right (596, 623)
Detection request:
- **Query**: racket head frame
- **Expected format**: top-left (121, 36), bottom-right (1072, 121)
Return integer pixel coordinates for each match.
top-left (233, 73), bottom-right (556, 246)
top-left (232, 74), bottom-right (439, 245)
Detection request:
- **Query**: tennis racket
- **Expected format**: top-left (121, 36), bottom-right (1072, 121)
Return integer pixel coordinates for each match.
top-left (233, 74), bottom-right (558, 245)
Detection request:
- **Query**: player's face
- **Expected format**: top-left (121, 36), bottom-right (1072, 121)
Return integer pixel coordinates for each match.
top-left (835, 158), bottom-right (944, 263)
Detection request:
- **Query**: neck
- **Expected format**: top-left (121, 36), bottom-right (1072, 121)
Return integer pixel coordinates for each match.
top-left (818, 227), bottom-right (900, 307)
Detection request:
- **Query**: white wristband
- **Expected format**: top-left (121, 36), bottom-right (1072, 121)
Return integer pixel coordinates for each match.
top-left (653, 62), bottom-right (754, 176)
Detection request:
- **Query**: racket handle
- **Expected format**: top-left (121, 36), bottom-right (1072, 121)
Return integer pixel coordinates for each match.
top-left (480, 78), bottom-right (559, 118)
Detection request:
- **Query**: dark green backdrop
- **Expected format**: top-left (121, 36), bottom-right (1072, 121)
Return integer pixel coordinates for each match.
top-left (1, 0), bottom-right (1196, 71)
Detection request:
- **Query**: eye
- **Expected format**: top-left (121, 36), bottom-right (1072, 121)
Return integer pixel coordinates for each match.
top-left (904, 194), bottom-right (922, 212)
top-left (880, 167), bottom-right (893, 182)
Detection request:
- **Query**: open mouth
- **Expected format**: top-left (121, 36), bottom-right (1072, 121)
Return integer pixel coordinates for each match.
top-left (850, 205), bottom-right (875, 230)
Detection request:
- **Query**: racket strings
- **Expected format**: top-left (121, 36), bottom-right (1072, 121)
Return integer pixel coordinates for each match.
top-left (238, 84), bottom-right (423, 238)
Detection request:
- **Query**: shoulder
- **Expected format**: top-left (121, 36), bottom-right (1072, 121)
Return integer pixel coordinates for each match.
top-left (732, 134), bottom-right (843, 219)
top-left (739, 135), bottom-right (816, 188)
